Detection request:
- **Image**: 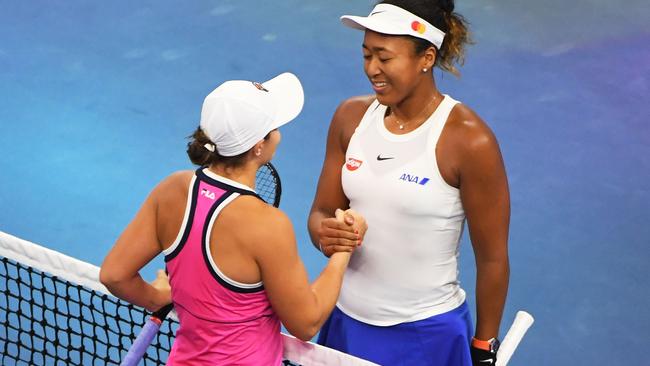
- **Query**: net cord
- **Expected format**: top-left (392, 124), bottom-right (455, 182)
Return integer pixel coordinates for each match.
top-left (0, 231), bottom-right (111, 298)
top-left (0, 230), bottom-right (379, 366)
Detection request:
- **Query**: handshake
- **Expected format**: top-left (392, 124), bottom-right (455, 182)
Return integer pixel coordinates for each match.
top-left (317, 208), bottom-right (368, 257)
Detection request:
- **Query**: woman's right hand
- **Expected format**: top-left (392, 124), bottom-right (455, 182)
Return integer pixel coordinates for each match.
top-left (317, 209), bottom-right (362, 257)
top-left (149, 269), bottom-right (172, 311)
top-left (343, 208), bottom-right (367, 243)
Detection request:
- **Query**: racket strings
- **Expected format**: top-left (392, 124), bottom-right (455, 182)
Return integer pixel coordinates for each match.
top-left (256, 163), bottom-right (281, 207)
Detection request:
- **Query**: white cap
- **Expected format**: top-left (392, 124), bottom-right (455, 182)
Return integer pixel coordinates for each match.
top-left (341, 4), bottom-right (445, 49)
top-left (200, 72), bottom-right (304, 157)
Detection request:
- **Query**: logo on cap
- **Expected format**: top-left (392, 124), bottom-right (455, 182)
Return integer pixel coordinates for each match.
top-left (252, 81), bottom-right (269, 92)
top-left (411, 21), bottom-right (426, 34)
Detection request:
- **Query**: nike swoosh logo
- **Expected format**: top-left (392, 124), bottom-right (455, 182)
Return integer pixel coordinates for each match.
top-left (370, 10), bottom-right (387, 16)
top-left (376, 155), bottom-right (395, 161)
top-left (479, 360), bottom-right (494, 364)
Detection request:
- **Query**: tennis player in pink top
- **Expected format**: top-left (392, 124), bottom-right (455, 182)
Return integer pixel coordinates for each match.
top-left (100, 72), bottom-right (366, 365)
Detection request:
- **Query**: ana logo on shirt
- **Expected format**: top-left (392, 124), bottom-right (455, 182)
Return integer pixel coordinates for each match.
top-left (399, 173), bottom-right (430, 185)
top-left (346, 158), bottom-right (363, 171)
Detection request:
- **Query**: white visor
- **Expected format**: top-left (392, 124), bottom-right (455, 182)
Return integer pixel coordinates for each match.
top-left (199, 72), bottom-right (304, 157)
top-left (341, 4), bottom-right (445, 49)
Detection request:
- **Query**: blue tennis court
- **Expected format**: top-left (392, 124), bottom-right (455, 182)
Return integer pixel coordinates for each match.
top-left (1, 1), bottom-right (648, 365)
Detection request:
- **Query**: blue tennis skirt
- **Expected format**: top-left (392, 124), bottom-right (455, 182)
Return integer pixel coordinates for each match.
top-left (317, 302), bottom-right (473, 366)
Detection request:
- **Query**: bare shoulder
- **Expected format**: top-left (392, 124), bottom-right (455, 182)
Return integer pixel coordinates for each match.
top-left (331, 95), bottom-right (376, 149)
top-left (437, 103), bottom-right (504, 187)
top-left (335, 95), bottom-right (376, 116)
top-left (226, 196), bottom-right (295, 246)
top-left (164, 170), bottom-right (195, 186)
top-left (151, 170), bottom-right (194, 199)
top-left (333, 95), bottom-right (375, 126)
top-left (444, 103), bottom-right (500, 155)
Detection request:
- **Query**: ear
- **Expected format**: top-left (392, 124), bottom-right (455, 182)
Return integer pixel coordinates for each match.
top-left (422, 46), bottom-right (437, 71)
top-left (251, 139), bottom-right (265, 157)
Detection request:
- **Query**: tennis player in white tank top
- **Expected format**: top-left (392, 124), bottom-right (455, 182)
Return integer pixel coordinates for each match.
top-left (339, 95), bottom-right (466, 325)
top-left (308, 2), bottom-right (510, 365)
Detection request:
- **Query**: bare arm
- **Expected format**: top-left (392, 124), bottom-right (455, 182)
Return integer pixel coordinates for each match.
top-left (254, 208), bottom-right (351, 341)
top-left (308, 97), bottom-right (372, 256)
top-left (452, 109), bottom-right (510, 341)
top-left (99, 177), bottom-right (175, 312)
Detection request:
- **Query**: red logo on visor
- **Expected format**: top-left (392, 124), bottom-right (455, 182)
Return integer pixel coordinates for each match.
top-left (346, 158), bottom-right (363, 171)
top-left (411, 21), bottom-right (426, 34)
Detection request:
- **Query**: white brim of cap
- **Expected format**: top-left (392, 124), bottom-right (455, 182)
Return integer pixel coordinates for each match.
top-left (341, 15), bottom-right (409, 38)
top-left (340, 4), bottom-right (445, 50)
top-left (263, 72), bottom-right (304, 130)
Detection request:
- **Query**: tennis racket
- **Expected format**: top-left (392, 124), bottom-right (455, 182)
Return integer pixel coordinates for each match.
top-left (496, 311), bottom-right (534, 366)
top-left (120, 162), bottom-right (282, 366)
top-left (256, 162), bottom-right (282, 207)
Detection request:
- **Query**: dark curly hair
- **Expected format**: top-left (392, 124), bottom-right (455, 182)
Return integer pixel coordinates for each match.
top-left (186, 127), bottom-right (272, 168)
top-left (186, 127), bottom-right (248, 168)
top-left (378, 0), bottom-right (472, 76)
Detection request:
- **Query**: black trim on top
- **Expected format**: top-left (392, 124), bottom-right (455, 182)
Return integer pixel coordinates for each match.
top-left (372, 99), bottom-right (381, 112)
top-left (201, 191), bottom-right (265, 293)
top-left (164, 175), bottom-right (201, 263)
top-left (196, 167), bottom-right (265, 202)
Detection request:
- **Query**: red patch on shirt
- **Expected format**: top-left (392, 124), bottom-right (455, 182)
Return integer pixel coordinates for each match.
top-left (346, 158), bottom-right (363, 171)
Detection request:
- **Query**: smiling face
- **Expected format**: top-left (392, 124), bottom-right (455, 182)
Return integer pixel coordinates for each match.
top-left (362, 30), bottom-right (435, 106)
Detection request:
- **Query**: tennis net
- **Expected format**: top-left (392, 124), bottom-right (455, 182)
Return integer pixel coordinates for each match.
top-left (0, 231), bottom-right (377, 366)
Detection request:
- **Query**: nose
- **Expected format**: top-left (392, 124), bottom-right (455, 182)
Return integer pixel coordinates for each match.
top-left (364, 57), bottom-right (381, 78)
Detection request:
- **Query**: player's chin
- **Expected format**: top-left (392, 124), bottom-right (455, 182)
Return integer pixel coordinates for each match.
top-left (373, 91), bottom-right (399, 107)
top-left (373, 92), bottom-right (388, 105)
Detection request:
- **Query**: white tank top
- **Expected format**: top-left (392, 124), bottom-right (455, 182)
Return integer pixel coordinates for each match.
top-left (338, 95), bottom-right (467, 326)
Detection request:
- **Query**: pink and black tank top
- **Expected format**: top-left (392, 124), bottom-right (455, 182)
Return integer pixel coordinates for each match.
top-left (163, 168), bottom-right (282, 365)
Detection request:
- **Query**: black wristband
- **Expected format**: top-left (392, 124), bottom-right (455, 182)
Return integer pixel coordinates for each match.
top-left (470, 345), bottom-right (497, 365)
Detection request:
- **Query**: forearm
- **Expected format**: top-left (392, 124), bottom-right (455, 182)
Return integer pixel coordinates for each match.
top-left (309, 252), bottom-right (350, 328)
top-left (307, 209), bottom-right (330, 251)
top-left (474, 258), bottom-right (509, 340)
top-left (102, 273), bottom-right (166, 312)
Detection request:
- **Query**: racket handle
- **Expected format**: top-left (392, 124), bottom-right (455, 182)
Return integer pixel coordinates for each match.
top-left (120, 304), bottom-right (173, 366)
top-left (496, 311), bottom-right (534, 366)
top-left (120, 319), bottom-right (162, 365)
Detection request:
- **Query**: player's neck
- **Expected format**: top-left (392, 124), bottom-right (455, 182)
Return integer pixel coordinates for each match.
top-left (390, 84), bottom-right (441, 123)
top-left (207, 163), bottom-right (258, 190)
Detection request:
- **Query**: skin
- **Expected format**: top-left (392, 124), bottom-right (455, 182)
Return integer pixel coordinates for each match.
top-left (308, 30), bottom-right (510, 341)
top-left (101, 129), bottom-right (358, 341)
